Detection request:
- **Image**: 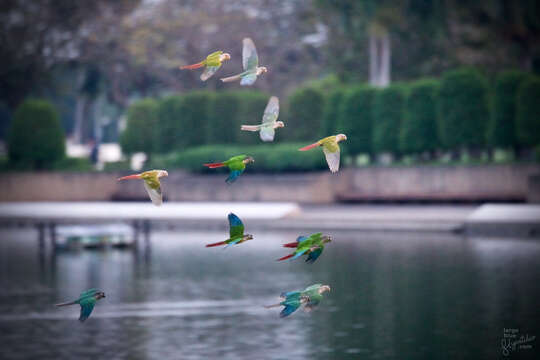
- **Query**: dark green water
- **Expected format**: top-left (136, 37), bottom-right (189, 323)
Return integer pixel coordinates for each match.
top-left (0, 229), bottom-right (539, 359)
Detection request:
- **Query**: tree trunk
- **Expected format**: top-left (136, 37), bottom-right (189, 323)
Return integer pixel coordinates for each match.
top-left (380, 33), bottom-right (391, 86)
top-left (369, 34), bottom-right (378, 85)
top-left (368, 26), bottom-right (391, 88)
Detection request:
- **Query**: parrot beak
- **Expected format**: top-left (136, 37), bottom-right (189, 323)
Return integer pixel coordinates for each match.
top-left (160, 170), bottom-right (169, 178)
top-left (339, 134), bottom-right (347, 141)
top-left (278, 121), bottom-right (285, 128)
top-left (223, 53), bottom-right (231, 61)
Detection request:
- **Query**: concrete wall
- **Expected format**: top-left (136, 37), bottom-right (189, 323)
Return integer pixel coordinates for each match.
top-left (1, 164), bottom-right (539, 203)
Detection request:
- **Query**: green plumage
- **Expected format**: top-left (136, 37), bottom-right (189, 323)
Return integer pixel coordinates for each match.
top-left (56, 288), bottom-right (105, 322)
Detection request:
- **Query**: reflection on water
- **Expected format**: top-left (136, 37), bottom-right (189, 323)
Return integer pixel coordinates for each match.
top-left (1, 229), bottom-right (539, 359)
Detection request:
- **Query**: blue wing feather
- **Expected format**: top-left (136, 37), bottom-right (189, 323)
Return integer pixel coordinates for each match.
top-left (280, 304), bottom-right (300, 318)
top-left (305, 248), bottom-right (323, 263)
top-left (79, 302), bottom-right (95, 322)
top-left (240, 73), bottom-right (257, 86)
top-left (292, 249), bottom-right (308, 260)
top-left (226, 170), bottom-right (243, 184)
top-left (228, 213), bottom-right (244, 238)
top-left (296, 236), bottom-right (309, 243)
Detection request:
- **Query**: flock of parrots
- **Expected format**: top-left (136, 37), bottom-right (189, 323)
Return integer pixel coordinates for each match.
top-left (55, 38), bottom-right (346, 322)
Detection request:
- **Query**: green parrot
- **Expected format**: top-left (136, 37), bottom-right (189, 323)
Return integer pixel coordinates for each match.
top-left (220, 38), bottom-right (267, 85)
top-left (55, 288), bottom-right (106, 322)
top-left (240, 96), bottom-right (284, 142)
top-left (277, 233), bottom-right (332, 263)
top-left (203, 155), bottom-right (254, 184)
top-left (117, 170), bottom-right (168, 206)
top-left (180, 50), bottom-right (231, 81)
top-left (205, 213), bottom-right (253, 248)
top-left (299, 134), bottom-right (348, 173)
top-left (265, 284), bottom-right (331, 318)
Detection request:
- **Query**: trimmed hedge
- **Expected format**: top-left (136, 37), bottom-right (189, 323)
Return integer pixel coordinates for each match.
top-left (437, 68), bottom-right (490, 149)
top-left (322, 89), bottom-right (345, 137)
top-left (400, 79), bottom-right (439, 154)
top-left (516, 76), bottom-right (540, 147)
top-left (208, 92), bottom-right (240, 144)
top-left (176, 92), bottom-right (212, 148)
top-left (372, 85), bottom-right (406, 154)
top-left (120, 98), bottom-right (158, 155)
top-left (338, 86), bottom-right (375, 156)
top-left (151, 143), bottom-right (327, 173)
top-left (488, 70), bottom-right (528, 149)
top-left (286, 87), bottom-right (325, 141)
top-left (8, 99), bottom-right (65, 169)
top-left (156, 95), bottom-right (183, 153)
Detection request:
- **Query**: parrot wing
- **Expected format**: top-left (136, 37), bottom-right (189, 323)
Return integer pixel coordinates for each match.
top-left (200, 65), bottom-right (221, 81)
top-left (262, 96), bottom-right (279, 125)
top-left (305, 246), bottom-right (323, 264)
top-left (226, 170), bottom-right (243, 184)
top-left (322, 144), bottom-right (341, 173)
top-left (296, 235), bottom-right (310, 243)
top-left (240, 73), bottom-right (257, 86)
top-left (228, 213), bottom-right (244, 239)
top-left (79, 289), bottom-right (99, 298)
top-left (291, 248), bottom-right (308, 260)
top-left (280, 304), bottom-right (300, 318)
top-left (78, 298), bottom-right (96, 322)
top-left (143, 181), bottom-right (163, 206)
top-left (259, 125), bottom-right (275, 142)
top-left (309, 233), bottom-right (323, 241)
top-left (242, 37), bottom-right (258, 71)
top-left (207, 50), bottom-right (223, 58)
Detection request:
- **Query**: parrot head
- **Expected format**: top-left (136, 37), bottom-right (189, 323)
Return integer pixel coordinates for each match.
top-left (336, 134), bottom-right (347, 142)
top-left (321, 235), bottom-right (332, 244)
top-left (221, 53), bottom-right (231, 61)
top-left (95, 291), bottom-right (106, 300)
top-left (243, 156), bottom-right (255, 164)
top-left (243, 234), bottom-right (254, 242)
top-left (276, 121), bottom-right (285, 128)
top-left (256, 66), bottom-right (268, 75)
top-left (158, 170), bottom-right (169, 178)
top-left (319, 285), bottom-right (331, 294)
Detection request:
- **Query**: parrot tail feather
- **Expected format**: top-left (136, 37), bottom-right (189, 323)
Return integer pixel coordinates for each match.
top-left (241, 125), bottom-right (260, 132)
top-left (264, 303), bottom-right (281, 309)
top-left (206, 241), bottom-right (227, 247)
top-left (220, 74), bottom-right (242, 83)
top-left (55, 300), bottom-right (77, 307)
top-left (117, 174), bottom-right (141, 181)
top-left (203, 162), bottom-right (225, 168)
top-left (180, 62), bottom-right (204, 70)
top-left (299, 142), bottom-right (320, 151)
top-left (277, 253), bottom-right (295, 261)
top-left (282, 242), bottom-right (298, 248)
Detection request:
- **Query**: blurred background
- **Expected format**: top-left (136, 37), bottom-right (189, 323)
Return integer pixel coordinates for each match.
top-left (1, 0), bottom-right (540, 359)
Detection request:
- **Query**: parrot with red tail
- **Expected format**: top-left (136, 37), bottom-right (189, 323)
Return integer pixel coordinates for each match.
top-left (203, 155), bottom-right (254, 184)
top-left (299, 134), bottom-right (347, 173)
top-left (264, 284), bottom-right (331, 318)
top-left (117, 169), bottom-right (168, 206)
top-left (206, 213), bottom-right (253, 248)
top-left (278, 233), bottom-right (331, 263)
top-left (180, 51), bottom-right (231, 81)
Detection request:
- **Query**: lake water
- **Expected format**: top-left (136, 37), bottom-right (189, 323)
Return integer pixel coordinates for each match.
top-left (1, 228), bottom-right (539, 359)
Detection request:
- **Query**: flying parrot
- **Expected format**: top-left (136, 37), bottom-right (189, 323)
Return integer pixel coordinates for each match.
top-left (117, 170), bottom-right (168, 206)
top-left (277, 233), bottom-right (332, 263)
top-left (55, 288), bottom-right (106, 322)
top-left (240, 96), bottom-right (284, 142)
top-left (180, 51), bottom-right (231, 81)
top-left (264, 284), bottom-right (331, 318)
top-left (206, 213), bottom-right (253, 248)
top-left (203, 155), bottom-right (254, 184)
top-left (299, 134), bottom-right (348, 173)
top-left (220, 38), bottom-right (267, 85)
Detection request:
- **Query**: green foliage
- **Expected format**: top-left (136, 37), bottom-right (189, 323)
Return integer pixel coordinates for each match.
top-left (208, 92), bottom-right (241, 144)
top-left (235, 91), bottom-right (270, 145)
top-left (488, 70), bottom-right (528, 148)
top-left (176, 91), bottom-right (212, 148)
top-left (51, 157), bottom-right (94, 171)
top-left (400, 79), bottom-right (439, 154)
top-left (322, 89), bottom-right (345, 137)
top-left (120, 98), bottom-right (158, 155)
top-left (372, 85), bottom-right (406, 154)
top-left (516, 76), bottom-right (540, 147)
top-left (153, 143), bottom-right (327, 173)
top-left (103, 160), bottom-right (131, 171)
top-left (156, 95), bottom-right (183, 153)
top-left (437, 68), bottom-right (490, 149)
top-left (286, 87), bottom-right (325, 141)
top-left (8, 99), bottom-right (65, 169)
top-left (338, 86), bottom-right (375, 156)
